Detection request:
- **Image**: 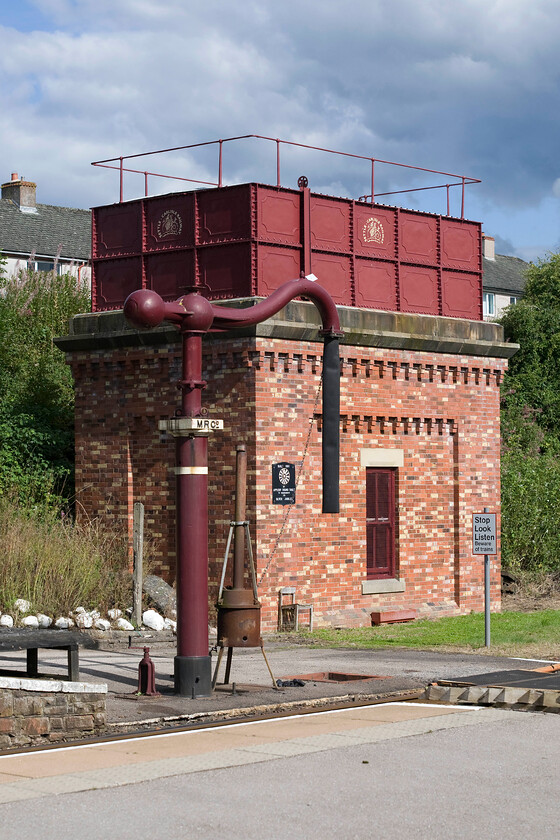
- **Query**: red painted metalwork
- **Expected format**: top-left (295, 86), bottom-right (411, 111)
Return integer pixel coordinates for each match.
top-left (92, 135), bottom-right (480, 214)
top-left (91, 137), bottom-right (482, 319)
top-left (137, 647), bottom-right (159, 696)
top-left (92, 181), bottom-right (483, 320)
top-left (123, 278), bottom-right (341, 697)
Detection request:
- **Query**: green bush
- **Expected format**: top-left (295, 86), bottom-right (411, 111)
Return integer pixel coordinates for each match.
top-left (501, 449), bottom-right (560, 572)
top-left (0, 265), bottom-right (90, 505)
top-left (500, 252), bottom-right (560, 573)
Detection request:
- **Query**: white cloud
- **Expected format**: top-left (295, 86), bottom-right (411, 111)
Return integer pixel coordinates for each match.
top-left (0, 0), bottom-right (559, 256)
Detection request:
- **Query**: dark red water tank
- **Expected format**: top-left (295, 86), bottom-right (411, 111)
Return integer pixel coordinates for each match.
top-left (91, 182), bottom-right (482, 320)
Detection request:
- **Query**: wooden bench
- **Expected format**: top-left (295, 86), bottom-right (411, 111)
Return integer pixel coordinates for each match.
top-left (0, 629), bottom-right (98, 682)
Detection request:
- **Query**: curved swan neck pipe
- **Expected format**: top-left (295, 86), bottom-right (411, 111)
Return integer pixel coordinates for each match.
top-left (210, 277), bottom-right (342, 335)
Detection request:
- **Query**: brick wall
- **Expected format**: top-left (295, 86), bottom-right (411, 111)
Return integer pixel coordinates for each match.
top-left (61, 303), bottom-right (514, 631)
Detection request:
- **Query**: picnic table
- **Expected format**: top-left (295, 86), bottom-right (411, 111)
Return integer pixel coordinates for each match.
top-left (0, 629), bottom-right (98, 682)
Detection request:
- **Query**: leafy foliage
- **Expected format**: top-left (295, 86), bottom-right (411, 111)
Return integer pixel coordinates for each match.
top-left (500, 253), bottom-right (560, 571)
top-left (0, 265), bottom-right (90, 505)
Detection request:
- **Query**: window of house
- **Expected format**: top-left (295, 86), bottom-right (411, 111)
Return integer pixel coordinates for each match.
top-left (509, 296), bottom-right (518, 305)
top-left (483, 292), bottom-right (495, 317)
top-left (366, 467), bottom-right (396, 579)
top-left (36, 261), bottom-right (56, 273)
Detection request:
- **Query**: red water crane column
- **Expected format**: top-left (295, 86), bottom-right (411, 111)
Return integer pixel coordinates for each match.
top-left (124, 277), bottom-right (341, 698)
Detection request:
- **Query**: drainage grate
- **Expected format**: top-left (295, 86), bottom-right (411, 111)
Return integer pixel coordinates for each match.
top-left (283, 672), bottom-right (388, 683)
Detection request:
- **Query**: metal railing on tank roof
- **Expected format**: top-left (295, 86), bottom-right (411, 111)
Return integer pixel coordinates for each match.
top-left (91, 134), bottom-right (481, 218)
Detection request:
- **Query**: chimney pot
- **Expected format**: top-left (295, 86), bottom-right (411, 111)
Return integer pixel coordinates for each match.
top-left (483, 235), bottom-right (495, 261)
top-left (1, 173), bottom-right (37, 209)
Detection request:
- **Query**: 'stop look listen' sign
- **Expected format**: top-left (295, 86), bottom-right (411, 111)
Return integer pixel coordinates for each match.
top-left (472, 513), bottom-right (497, 555)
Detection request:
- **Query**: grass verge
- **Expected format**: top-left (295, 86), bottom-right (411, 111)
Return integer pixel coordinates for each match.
top-left (286, 610), bottom-right (560, 661)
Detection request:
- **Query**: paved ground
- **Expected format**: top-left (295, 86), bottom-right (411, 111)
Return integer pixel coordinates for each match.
top-left (0, 637), bottom-right (550, 724)
top-left (0, 701), bottom-right (556, 838)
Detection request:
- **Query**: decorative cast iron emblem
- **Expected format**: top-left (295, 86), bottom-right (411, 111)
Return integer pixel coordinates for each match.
top-left (278, 466), bottom-right (291, 485)
top-left (362, 217), bottom-right (384, 244)
top-left (157, 209), bottom-right (183, 240)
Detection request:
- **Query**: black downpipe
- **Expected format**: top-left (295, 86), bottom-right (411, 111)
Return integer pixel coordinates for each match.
top-left (322, 335), bottom-right (340, 513)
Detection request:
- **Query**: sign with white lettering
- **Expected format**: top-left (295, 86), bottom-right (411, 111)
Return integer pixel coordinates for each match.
top-left (272, 462), bottom-right (296, 505)
top-left (472, 513), bottom-right (497, 555)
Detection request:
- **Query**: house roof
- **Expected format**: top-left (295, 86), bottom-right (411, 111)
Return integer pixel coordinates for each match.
top-left (0, 199), bottom-right (91, 262)
top-left (483, 254), bottom-right (528, 296)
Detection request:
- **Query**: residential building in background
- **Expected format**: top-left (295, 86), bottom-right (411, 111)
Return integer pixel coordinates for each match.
top-left (482, 234), bottom-right (528, 319)
top-left (0, 173), bottom-right (91, 281)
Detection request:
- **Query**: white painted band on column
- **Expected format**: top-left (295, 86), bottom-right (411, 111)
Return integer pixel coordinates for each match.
top-left (174, 466), bottom-right (208, 475)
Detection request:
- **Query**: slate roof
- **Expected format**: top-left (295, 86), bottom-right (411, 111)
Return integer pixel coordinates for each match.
top-left (482, 254), bottom-right (529, 296)
top-left (0, 199), bottom-right (91, 261)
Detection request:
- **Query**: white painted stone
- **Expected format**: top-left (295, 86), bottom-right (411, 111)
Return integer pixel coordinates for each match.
top-left (0, 615), bottom-right (14, 628)
top-left (107, 608), bottom-right (122, 620)
top-left (74, 606), bottom-right (86, 615)
top-left (163, 617), bottom-right (177, 632)
top-left (22, 615), bottom-right (39, 628)
top-left (75, 612), bottom-right (94, 629)
top-left (0, 676), bottom-right (107, 693)
top-left (14, 599), bottom-right (31, 613)
top-left (54, 617), bottom-right (74, 629)
top-left (94, 618), bottom-right (111, 631)
top-left (116, 617), bottom-right (134, 631)
top-left (90, 609), bottom-right (101, 619)
top-left (37, 614), bottom-right (52, 628)
top-left (142, 609), bottom-right (165, 631)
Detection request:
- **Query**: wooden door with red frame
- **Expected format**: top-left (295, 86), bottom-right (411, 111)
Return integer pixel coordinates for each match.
top-left (366, 467), bottom-right (396, 579)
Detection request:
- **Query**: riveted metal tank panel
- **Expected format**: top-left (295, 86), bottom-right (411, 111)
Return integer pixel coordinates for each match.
top-left (354, 204), bottom-right (397, 259)
top-left (400, 265), bottom-right (440, 315)
top-left (310, 195), bottom-right (351, 254)
top-left (440, 218), bottom-right (481, 272)
top-left (354, 258), bottom-right (397, 311)
top-left (441, 270), bottom-right (482, 320)
top-left (399, 211), bottom-right (438, 267)
top-left (257, 244), bottom-right (301, 298)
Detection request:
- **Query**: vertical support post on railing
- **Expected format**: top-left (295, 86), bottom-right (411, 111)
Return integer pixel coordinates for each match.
top-left (276, 139), bottom-right (281, 187)
top-left (461, 177), bottom-right (465, 219)
top-left (119, 157), bottom-right (124, 203)
top-left (446, 185), bottom-right (450, 217)
top-left (133, 501), bottom-right (144, 628)
top-left (144, 172), bottom-right (149, 197)
top-left (371, 159), bottom-right (375, 204)
top-left (218, 139), bottom-right (223, 188)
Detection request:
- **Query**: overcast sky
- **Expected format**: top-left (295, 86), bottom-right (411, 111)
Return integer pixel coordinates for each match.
top-left (1, 0), bottom-right (559, 262)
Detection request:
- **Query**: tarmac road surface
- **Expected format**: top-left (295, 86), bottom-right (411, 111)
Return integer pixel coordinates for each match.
top-left (0, 702), bottom-right (557, 839)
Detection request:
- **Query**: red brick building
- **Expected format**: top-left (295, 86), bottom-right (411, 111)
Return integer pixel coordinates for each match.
top-left (58, 143), bottom-right (515, 630)
top-left (59, 298), bottom-right (513, 630)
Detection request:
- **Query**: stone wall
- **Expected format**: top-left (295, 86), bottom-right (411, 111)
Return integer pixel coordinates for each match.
top-left (0, 677), bottom-right (107, 750)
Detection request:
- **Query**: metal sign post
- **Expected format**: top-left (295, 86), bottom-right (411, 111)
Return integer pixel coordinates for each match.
top-left (472, 509), bottom-right (497, 647)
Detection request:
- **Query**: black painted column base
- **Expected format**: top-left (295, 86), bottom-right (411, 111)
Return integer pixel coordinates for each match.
top-left (174, 655), bottom-right (212, 698)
